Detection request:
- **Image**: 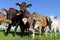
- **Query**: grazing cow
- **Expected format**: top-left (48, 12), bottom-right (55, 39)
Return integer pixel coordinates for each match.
top-left (2, 8), bottom-right (21, 36)
top-left (48, 16), bottom-right (60, 36)
top-left (27, 12), bottom-right (48, 39)
top-left (15, 2), bottom-right (32, 34)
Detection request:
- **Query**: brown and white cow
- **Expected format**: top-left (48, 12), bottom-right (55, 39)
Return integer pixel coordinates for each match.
top-left (24, 12), bottom-right (49, 39)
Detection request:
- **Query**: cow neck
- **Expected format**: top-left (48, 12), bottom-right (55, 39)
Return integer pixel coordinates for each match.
top-left (20, 9), bottom-right (31, 18)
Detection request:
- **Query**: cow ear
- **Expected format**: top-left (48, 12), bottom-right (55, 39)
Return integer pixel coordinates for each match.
top-left (16, 3), bottom-right (21, 8)
top-left (2, 8), bottom-right (7, 13)
top-left (55, 16), bottom-right (57, 18)
top-left (26, 4), bottom-right (32, 8)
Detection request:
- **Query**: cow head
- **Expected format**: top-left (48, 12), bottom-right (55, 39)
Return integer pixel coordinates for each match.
top-left (16, 2), bottom-right (32, 12)
top-left (47, 16), bottom-right (57, 24)
top-left (49, 16), bottom-right (57, 20)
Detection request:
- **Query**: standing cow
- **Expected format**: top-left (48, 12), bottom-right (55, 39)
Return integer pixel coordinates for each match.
top-left (3, 2), bottom-right (32, 36)
top-left (48, 16), bottom-right (60, 37)
top-left (15, 2), bottom-right (32, 35)
top-left (26, 12), bottom-right (49, 39)
top-left (2, 8), bottom-right (21, 36)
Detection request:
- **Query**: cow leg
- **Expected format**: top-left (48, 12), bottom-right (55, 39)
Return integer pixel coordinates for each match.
top-left (50, 24), bottom-right (53, 37)
top-left (4, 23), bottom-right (8, 33)
top-left (54, 27), bottom-right (57, 37)
top-left (28, 27), bottom-right (30, 36)
top-left (5, 26), bottom-right (8, 33)
top-left (45, 26), bottom-right (48, 37)
top-left (32, 29), bottom-right (35, 39)
top-left (41, 27), bottom-right (44, 35)
top-left (13, 24), bottom-right (18, 36)
top-left (4, 24), bottom-right (11, 36)
top-left (20, 25), bottom-right (24, 36)
top-left (39, 26), bottom-right (41, 40)
top-left (49, 24), bottom-right (52, 37)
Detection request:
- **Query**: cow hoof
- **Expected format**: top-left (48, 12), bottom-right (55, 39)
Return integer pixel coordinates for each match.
top-left (4, 33), bottom-right (8, 36)
top-left (32, 38), bottom-right (34, 40)
top-left (13, 34), bottom-right (16, 37)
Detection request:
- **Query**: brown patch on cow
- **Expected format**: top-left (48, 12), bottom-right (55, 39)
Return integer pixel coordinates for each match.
top-left (32, 12), bottom-right (47, 27)
top-left (0, 12), bottom-right (7, 25)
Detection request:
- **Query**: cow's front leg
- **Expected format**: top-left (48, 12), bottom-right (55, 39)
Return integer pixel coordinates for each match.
top-left (4, 24), bottom-right (11, 36)
top-left (45, 26), bottom-right (48, 37)
top-left (13, 25), bottom-right (18, 36)
top-left (54, 27), bottom-right (57, 37)
top-left (39, 26), bottom-right (41, 39)
top-left (5, 26), bottom-right (8, 33)
top-left (32, 30), bottom-right (35, 39)
top-left (29, 28), bottom-right (35, 39)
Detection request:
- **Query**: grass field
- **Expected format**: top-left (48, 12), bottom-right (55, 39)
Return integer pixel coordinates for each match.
top-left (0, 28), bottom-right (60, 40)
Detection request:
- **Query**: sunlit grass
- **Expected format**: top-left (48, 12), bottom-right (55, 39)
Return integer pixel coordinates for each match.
top-left (0, 28), bottom-right (60, 40)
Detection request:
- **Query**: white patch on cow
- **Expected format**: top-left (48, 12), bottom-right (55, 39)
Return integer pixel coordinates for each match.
top-left (6, 20), bottom-right (12, 24)
top-left (22, 18), bottom-right (28, 24)
top-left (34, 24), bottom-right (39, 29)
top-left (33, 17), bottom-right (36, 20)
top-left (29, 28), bottom-right (33, 31)
top-left (5, 26), bottom-right (8, 32)
top-left (34, 21), bottom-right (40, 30)
top-left (17, 5), bottom-right (20, 8)
top-left (30, 29), bottom-right (35, 39)
top-left (2, 11), bottom-right (7, 15)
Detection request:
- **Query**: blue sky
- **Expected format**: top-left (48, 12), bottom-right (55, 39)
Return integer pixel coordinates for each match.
top-left (0, 0), bottom-right (60, 28)
top-left (0, 0), bottom-right (60, 17)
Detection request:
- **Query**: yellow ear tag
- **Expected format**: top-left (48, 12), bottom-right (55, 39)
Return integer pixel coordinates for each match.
top-left (22, 18), bottom-right (28, 24)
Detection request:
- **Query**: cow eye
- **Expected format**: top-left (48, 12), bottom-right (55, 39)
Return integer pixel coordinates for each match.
top-left (38, 20), bottom-right (41, 21)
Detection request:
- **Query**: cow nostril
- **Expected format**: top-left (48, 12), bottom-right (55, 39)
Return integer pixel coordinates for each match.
top-left (29, 29), bottom-right (34, 34)
top-left (29, 30), bottom-right (33, 34)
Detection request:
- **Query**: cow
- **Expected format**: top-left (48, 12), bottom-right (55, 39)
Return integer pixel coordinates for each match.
top-left (2, 8), bottom-right (21, 36)
top-left (15, 2), bottom-right (32, 35)
top-left (25, 12), bottom-right (49, 39)
top-left (48, 16), bottom-right (60, 37)
top-left (2, 2), bottom-right (32, 36)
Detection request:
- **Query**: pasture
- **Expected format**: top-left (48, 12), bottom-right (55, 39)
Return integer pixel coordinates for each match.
top-left (0, 28), bottom-right (60, 40)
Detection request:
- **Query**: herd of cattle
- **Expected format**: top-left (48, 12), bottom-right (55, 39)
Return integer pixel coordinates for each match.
top-left (0, 2), bottom-right (60, 39)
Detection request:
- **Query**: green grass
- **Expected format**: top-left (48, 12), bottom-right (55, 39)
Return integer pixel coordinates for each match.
top-left (0, 28), bottom-right (60, 40)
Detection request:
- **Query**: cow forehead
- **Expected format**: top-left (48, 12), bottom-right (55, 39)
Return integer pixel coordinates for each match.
top-left (21, 2), bottom-right (26, 6)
